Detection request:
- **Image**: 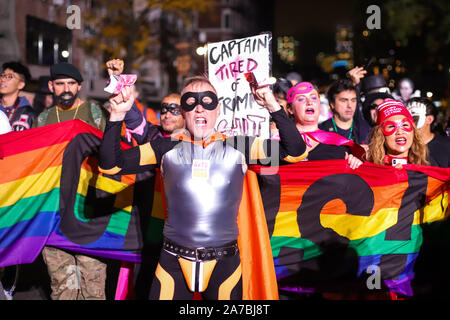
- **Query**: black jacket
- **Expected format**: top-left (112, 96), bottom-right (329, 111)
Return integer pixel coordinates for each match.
top-left (319, 117), bottom-right (364, 145)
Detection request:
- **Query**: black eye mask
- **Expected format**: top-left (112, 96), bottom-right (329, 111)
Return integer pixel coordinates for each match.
top-left (180, 91), bottom-right (219, 112)
top-left (160, 103), bottom-right (181, 116)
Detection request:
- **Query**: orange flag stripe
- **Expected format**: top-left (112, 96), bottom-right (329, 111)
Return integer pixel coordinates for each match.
top-left (278, 182), bottom-right (407, 215)
top-left (0, 142), bottom-right (68, 184)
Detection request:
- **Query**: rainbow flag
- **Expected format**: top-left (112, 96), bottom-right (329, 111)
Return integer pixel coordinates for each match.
top-left (2, 120), bottom-right (448, 299)
top-left (0, 120), bottom-right (164, 267)
top-left (252, 161), bottom-right (449, 296)
top-left (0, 120), bottom-right (276, 300)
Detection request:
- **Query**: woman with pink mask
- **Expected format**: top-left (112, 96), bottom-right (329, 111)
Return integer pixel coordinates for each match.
top-left (284, 81), bottom-right (364, 168)
top-left (366, 99), bottom-right (428, 167)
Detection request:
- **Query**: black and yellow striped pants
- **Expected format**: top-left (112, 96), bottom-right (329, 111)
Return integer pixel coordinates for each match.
top-left (149, 249), bottom-right (242, 300)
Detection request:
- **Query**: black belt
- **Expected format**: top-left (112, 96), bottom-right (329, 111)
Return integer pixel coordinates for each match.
top-left (163, 238), bottom-right (238, 261)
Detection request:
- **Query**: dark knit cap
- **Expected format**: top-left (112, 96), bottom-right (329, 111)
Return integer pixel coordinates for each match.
top-left (50, 62), bottom-right (83, 82)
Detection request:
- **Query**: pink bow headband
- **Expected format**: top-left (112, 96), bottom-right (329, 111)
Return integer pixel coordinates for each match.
top-left (104, 74), bottom-right (137, 95)
top-left (286, 82), bottom-right (315, 103)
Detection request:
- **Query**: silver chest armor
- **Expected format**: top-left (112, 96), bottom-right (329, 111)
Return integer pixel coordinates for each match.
top-left (162, 140), bottom-right (246, 248)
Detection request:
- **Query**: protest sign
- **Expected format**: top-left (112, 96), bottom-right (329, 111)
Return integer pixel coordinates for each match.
top-left (207, 33), bottom-right (272, 138)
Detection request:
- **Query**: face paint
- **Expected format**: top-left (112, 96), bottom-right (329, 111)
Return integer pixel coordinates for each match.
top-left (180, 91), bottom-right (218, 112)
top-left (406, 100), bottom-right (427, 129)
top-left (382, 117), bottom-right (414, 136)
top-left (286, 82), bottom-right (315, 104)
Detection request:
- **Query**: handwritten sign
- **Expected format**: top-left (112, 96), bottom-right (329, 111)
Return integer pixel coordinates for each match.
top-left (207, 33), bottom-right (272, 138)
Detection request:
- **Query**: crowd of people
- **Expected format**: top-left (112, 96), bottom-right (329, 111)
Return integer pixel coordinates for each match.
top-left (0, 56), bottom-right (449, 301)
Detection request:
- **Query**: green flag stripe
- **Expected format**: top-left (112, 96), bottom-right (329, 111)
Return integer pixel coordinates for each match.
top-left (0, 188), bottom-right (60, 228)
top-left (271, 225), bottom-right (423, 260)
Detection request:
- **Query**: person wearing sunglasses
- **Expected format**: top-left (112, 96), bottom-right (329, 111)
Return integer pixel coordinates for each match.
top-left (99, 75), bottom-right (307, 300)
top-left (366, 99), bottom-right (428, 168)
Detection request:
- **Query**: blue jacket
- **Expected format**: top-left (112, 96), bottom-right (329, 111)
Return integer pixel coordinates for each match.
top-left (0, 96), bottom-right (38, 131)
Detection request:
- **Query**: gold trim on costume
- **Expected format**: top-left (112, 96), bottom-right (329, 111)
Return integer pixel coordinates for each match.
top-left (283, 150), bottom-right (308, 163)
top-left (98, 166), bottom-right (122, 175)
top-left (218, 263), bottom-right (242, 300)
top-left (139, 143), bottom-right (157, 166)
top-left (155, 263), bottom-right (175, 300)
top-left (249, 137), bottom-right (267, 160)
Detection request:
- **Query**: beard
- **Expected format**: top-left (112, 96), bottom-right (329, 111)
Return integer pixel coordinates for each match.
top-left (55, 91), bottom-right (78, 108)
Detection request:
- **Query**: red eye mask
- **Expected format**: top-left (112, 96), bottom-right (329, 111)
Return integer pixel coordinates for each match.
top-left (382, 118), bottom-right (414, 136)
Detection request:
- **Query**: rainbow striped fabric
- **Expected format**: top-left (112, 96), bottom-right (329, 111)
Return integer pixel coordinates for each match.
top-left (0, 120), bottom-right (277, 300)
top-left (1, 120), bottom-right (449, 299)
top-left (0, 120), bottom-right (164, 267)
top-left (252, 160), bottom-right (449, 296)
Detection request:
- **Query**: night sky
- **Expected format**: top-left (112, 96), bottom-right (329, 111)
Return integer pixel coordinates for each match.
top-left (267, 0), bottom-right (364, 80)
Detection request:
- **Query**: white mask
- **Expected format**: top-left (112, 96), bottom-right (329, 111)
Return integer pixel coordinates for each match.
top-left (406, 101), bottom-right (427, 129)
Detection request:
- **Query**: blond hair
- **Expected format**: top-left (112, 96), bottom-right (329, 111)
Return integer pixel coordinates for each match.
top-left (182, 75), bottom-right (217, 94)
top-left (366, 125), bottom-right (429, 165)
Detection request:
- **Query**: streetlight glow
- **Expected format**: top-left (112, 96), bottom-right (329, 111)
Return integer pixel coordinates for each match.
top-left (61, 50), bottom-right (70, 58)
top-left (196, 46), bottom-right (207, 56)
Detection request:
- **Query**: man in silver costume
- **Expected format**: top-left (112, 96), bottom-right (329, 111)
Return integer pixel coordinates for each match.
top-left (99, 76), bottom-right (308, 300)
